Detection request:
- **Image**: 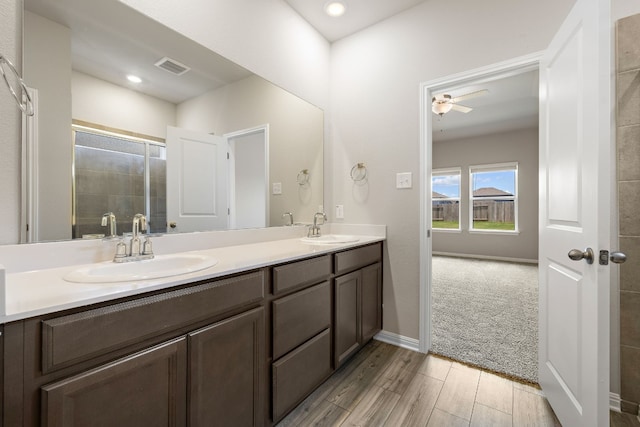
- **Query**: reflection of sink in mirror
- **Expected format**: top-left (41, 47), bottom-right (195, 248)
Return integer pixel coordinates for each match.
top-left (64, 254), bottom-right (218, 283)
top-left (300, 235), bottom-right (360, 245)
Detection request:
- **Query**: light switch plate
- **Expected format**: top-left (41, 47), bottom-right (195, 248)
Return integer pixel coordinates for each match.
top-left (272, 182), bottom-right (282, 195)
top-left (396, 172), bottom-right (412, 189)
top-left (335, 205), bottom-right (344, 219)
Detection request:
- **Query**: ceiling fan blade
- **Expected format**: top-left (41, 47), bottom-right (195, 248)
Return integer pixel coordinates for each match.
top-left (451, 89), bottom-right (488, 103)
top-left (451, 104), bottom-right (472, 113)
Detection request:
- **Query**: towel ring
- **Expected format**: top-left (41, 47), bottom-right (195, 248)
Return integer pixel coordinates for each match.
top-left (350, 163), bottom-right (367, 182)
top-left (0, 55), bottom-right (34, 116)
top-left (297, 169), bottom-right (310, 185)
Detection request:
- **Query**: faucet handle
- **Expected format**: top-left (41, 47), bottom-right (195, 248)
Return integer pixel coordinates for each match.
top-left (114, 239), bottom-right (127, 259)
top-left (142, 237), bottom-right (154, 256)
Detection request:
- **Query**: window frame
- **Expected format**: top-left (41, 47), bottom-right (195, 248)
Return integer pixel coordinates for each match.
top-left (431, 167), bottom-right (462, 232)
top-left (468, 162), bottom-right (519, 234)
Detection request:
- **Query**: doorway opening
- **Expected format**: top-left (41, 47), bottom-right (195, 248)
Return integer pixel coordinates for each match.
top-left (419, 54), bottom-right (542, 383)
top-left (225, 125), bottom-right (270, 229)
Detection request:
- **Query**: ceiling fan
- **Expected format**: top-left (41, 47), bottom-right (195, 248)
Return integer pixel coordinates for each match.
top-left (431, 89), bottom-right (488, 116)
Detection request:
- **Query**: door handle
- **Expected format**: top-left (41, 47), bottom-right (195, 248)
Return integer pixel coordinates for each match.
top-left (568, 248), bottom-right (594, 264)
top-left (609, 251), bottom-right (627, 264)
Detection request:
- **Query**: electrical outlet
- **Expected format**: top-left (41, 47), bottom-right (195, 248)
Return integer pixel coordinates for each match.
top-left (272, 182), bottom-right (282, 195)
top-left (336, 205), bottom-right (344, 219)
top-left (396, 172), bottom-right (412, 189)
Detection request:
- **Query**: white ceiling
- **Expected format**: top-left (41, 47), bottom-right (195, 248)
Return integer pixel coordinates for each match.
top-left (432, 70), bottom-right (539, 142)
top-left (283, 0), bottom-right (428, 42)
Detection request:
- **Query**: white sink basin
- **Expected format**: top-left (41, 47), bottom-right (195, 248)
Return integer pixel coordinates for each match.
top-left (64, 254), bottom-right (218, 283)
top-left (300, 235), bottom-right (360, 245)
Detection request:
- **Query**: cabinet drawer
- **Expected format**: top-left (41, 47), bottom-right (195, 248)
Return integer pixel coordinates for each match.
top-left (272, 255), bottom-right (331, 295)
top-left (272, 328), bottom-right (331, 422)
top-left (42, 271), bottom-right (265, 373)
top-left (334, 243), bottom-right (381, 275)
top-left (272, 281), bottom-right (331, 360)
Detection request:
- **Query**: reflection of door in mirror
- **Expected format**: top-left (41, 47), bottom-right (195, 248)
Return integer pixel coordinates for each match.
top-left (72, 125), bottom-right (167, 239)
top-left (166, 126), bottom-right (229, 233)
top-left (226, 125), bottom-right (269, 230)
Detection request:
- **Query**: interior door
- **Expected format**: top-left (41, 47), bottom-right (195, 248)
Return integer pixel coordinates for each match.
top-left (166, 126), bottom-right (228, 232)
top-left (538, 0), bottom-right (611, 425)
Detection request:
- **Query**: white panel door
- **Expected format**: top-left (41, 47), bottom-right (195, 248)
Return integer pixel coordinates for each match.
top-left (538, 0), bottom-right (610, 425)
top-left (166, 126), bottom-right (228, 232)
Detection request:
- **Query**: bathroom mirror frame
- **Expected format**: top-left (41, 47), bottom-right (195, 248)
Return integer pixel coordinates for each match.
top-left (20, 0), bottom-right (324, 243)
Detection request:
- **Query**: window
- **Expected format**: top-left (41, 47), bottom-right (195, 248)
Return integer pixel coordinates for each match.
top-left (469, 163), bottom-right (517, 232)
top-left (431, 168), bottom-right (461, 230)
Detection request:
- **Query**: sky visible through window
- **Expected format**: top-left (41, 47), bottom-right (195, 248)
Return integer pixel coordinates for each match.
top-left (432, 174), bottom-right (460, 198)
top-left (471, 170), bottom-right (515, 195)
top-left (433, 170), bottom-right (515, 197)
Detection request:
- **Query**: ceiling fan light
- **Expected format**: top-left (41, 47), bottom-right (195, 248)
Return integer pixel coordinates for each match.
top-left (325, 1), bottom-right (346, 17)
top-left (432, 102), bottom-right (453, 116)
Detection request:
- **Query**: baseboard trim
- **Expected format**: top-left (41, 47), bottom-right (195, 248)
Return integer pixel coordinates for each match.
top-left (374, 330), bottom-right (420, 352)
top-left (610, 392), bottom-right (622, 412)
top-left (432, 251), bottom-right (538, 264)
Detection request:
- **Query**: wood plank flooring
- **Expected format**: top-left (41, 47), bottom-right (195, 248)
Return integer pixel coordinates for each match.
top-left (277, 340), bottom-right (561, 426)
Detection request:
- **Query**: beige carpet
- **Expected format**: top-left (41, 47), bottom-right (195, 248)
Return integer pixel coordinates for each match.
top-left (431, 256), bottom-right (538, 383)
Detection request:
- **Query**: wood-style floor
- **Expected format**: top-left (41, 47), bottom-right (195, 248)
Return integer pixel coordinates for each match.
top-left (277, 340), bottom-right (561, 426)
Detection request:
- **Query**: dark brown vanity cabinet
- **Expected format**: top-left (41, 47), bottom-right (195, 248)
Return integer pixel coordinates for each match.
top-left (2, 241), bottom-right (384, 426)
top-left (41, 337), bottom-right (188, 427)
top-left (334, 244), bottom-right (383, 368)
top-left (271, 255), bottom-right (332, 422)
top-left (4, 270), bottom-right (266, 427)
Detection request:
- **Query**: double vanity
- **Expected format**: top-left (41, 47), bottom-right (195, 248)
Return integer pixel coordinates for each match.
top-left (0, 224), bottom-right (385, 426)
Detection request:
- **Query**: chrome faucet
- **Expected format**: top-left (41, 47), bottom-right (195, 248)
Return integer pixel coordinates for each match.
top-left (307, 212), bottom-right (327, 237)
top-left (282, 212), bottom-right (294, 226)
top-left (113, 214), bottom-right (154, 263)
top-left (101, 212), bottom-right (117, 238)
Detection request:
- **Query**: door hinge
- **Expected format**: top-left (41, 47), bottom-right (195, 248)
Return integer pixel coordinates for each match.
top-left (427, 230), bottom-right (431, 238)
top-left (228, 208), bottom-right (230, 215)
top-left (227, 152), bottom-right (229, 160)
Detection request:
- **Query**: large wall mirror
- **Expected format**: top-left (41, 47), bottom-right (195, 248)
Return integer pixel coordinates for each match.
top-left (22, 0), bottom-right (323, 243)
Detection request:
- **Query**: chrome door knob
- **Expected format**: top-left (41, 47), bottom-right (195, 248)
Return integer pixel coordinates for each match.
top-left (609, 251), bottom-right (627, 264)
top-left (568, 248), bottom-right (594, 264)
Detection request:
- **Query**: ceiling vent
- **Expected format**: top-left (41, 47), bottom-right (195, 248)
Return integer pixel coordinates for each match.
top-left (154, 57), bottom-right (191, 76)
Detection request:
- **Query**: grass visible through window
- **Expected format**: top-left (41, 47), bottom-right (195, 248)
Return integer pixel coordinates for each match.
top-left (432, 221), bottom-right (459, 229)
top-left (472, 221), bottom-right (515, 231)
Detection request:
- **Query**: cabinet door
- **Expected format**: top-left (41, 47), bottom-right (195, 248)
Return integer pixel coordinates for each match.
top-left (41, 338), bottom-right (187, 427)
top-left (189, 307), bottom-right (265, 427)
top-left (361, 262), bottom-right (382, 343)
top-left (334, 270), bottom-right (360, 367)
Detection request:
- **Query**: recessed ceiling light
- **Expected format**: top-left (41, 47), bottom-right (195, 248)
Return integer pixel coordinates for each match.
top-left (325, 1), bottom-right (346, 17)
top-left (127, 75), bottom-right (142, 83)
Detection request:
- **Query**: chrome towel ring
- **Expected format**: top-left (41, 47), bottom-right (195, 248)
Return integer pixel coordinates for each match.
top-left (0, 54), bottom-right (34, 116)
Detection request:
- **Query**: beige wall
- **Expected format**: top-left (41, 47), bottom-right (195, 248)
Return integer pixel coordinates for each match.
top-left (177, 75), bottom-right (323, 226)
top-left (616, 12), bottom-right (640, 415)
top-left (23, 10), bottom-right (72, 242)
top-left (328, 0), bottom-right (575, 340)
top-left (432, 128), bottom-right (539, 261)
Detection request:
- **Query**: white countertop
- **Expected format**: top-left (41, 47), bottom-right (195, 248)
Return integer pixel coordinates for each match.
top-left (1, 232), bottom-right (384, 324)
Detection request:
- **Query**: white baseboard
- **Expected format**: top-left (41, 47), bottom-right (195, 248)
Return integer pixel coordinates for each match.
top-left (610, 392), bottom-right (621, 412)
top-left (432, 251), bottom-right (538, 264)
top-left (374, 330), bottom-right (421, 352)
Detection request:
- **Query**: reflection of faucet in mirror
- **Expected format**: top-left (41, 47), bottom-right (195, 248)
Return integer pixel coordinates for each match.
top-left (282, 212), bottom-right (294, 226)
top-left (307, 212), bottom-right (327, 238)
top-left (113, 214), bottom-right (154, 263)
top-left (101, 212), bottom-right (117, 238)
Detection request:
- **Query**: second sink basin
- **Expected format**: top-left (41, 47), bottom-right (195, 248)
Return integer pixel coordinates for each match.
top-left (64, 253), bottom-right (218, 283)
top-left (300, 235), bottom-right (360, 245)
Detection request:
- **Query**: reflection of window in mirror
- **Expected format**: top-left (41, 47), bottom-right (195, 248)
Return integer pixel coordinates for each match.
top-left (72, 123), bottom-right (167, 238)
top-left (431, 168), bottom-right (461, 231)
